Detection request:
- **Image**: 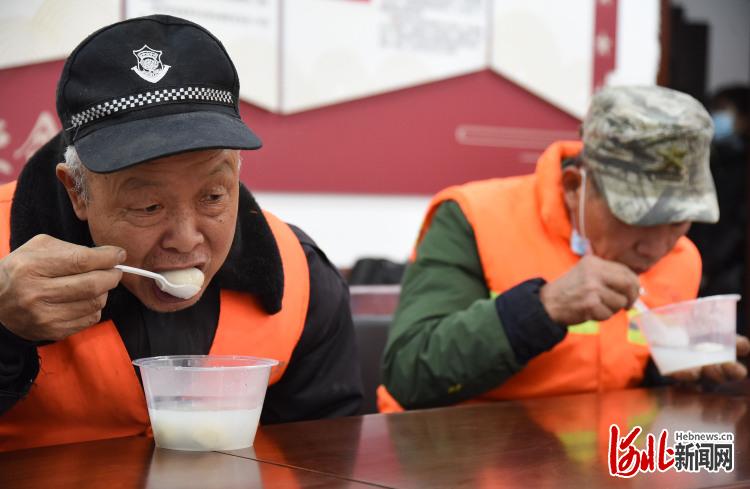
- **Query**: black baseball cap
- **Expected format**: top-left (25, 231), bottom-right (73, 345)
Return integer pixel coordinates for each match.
top-left (56, 15), bottom-right (262, 173)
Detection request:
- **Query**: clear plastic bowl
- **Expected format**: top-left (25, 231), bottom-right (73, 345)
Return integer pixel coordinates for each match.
top-left (632, 294), bottom-right (739, 375)
top-left (133, 355), bottom-right (278, 451)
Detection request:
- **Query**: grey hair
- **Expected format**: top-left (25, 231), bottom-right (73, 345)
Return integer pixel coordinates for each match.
top-left (63, 145), bottom-right (90, 202)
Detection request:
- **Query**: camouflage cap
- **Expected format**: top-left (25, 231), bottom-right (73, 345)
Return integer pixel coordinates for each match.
top-left (582, 85), bottom-right (719, 226)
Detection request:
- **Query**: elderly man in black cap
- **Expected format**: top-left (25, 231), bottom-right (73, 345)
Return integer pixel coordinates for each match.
top-left (0, 15), bottom-right (362, 451)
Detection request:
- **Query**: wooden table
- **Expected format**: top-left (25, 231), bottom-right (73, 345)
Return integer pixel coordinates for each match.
top-left (2, 383), bottom-right (748, 488)
top-left (0, 436), bottom-right (378, 489)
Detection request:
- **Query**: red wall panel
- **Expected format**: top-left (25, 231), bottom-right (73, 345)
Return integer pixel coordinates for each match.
top-left (0, 62), bottom-right (579, 194)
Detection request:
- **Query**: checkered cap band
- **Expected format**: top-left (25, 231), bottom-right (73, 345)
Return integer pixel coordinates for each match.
top-left (69, 86), bottom-right (234, 129)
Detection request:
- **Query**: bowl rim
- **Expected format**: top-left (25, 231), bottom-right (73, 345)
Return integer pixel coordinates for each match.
top-left (637, 293), bottom-right (741, 317)
top-left (132, 354), bottom-right (279, 370)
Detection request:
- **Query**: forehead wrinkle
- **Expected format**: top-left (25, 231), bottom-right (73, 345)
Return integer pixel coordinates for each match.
top-left (118, 176), bottom-right (164, 194)
top-left (207, 158), bottom-right (236, 178)
top-left (100, 149), bottom-right (238, 197)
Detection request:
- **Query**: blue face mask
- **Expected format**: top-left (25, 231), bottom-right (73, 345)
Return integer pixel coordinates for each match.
top-left (712, 111), bottom-right (735, 141)
top-left (570, 229), bottom-right (589, 256)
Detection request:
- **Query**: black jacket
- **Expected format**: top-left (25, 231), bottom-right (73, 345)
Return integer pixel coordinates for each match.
top-left (0, 133), bottom-right (363, 423)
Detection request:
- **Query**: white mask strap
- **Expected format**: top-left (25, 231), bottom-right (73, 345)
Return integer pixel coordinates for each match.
top-left (570, 167), bottom-right (591, 256)
top-left (579, 168), bottom-right (587, 243)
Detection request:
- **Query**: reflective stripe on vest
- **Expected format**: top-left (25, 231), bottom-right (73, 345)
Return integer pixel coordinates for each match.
top-left (492, 288), bottom-right (647, 344)
top-left (0, 181), bottom-right (309, 451)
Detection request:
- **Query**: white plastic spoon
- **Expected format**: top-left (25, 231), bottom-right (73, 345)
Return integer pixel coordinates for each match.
top-left (115, 265), bottom-right (203, 299)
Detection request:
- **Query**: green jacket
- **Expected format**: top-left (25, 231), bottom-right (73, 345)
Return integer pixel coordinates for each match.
top-left (382, 200), bottom-right (525, 409)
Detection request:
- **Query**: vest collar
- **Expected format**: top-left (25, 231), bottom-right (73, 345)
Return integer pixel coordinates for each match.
top-left (534, 141), bottom-right (584, 243)
top-left (9, 132), bottom-right (284, 314)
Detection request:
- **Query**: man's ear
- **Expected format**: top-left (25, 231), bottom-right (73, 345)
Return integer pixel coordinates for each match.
top-left (55, 163), bottom-right (88, 221)
top-left (561, 166), bottom-right (583, 215)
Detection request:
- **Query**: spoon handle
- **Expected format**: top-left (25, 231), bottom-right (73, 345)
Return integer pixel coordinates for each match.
top-left (115, 264), bottom-right (163, 282)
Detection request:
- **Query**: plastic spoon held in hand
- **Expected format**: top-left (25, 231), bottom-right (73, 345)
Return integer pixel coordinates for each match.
top-left (115, 265), bottom-right (204, 299)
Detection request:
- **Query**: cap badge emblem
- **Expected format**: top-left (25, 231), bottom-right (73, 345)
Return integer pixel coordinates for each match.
top-left (131, 45), bottom-right (170, 83)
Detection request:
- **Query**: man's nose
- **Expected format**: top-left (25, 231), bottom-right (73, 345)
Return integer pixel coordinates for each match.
top-left (161, 210), bottom-right (205, 253)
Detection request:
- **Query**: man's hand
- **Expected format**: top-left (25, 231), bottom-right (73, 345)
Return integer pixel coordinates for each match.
top-left (669, 335), bottom-right (750, 383)
top-left (0, 234), bottom-right (125, 342)
top-left (539, 255), bottom-right (641, 325)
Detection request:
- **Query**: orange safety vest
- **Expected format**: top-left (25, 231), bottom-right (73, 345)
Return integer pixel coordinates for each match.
top-left (378, 141), bottom-right (700, 412)
top-left (0, 181), bottom-right (310, 452)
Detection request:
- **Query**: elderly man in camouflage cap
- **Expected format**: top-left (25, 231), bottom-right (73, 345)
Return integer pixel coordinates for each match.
top-left (583, 86), bottom-right (719, 227)
top-left (379, 85), bottom-right (749, 412)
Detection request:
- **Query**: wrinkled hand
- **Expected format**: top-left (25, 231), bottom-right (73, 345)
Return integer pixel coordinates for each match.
top-left (0, 234), bottom-right (125, 342)
top-left (669, 335), bottom-right (750, 383)
top-left (539, 255), bottom-right (640, 325)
